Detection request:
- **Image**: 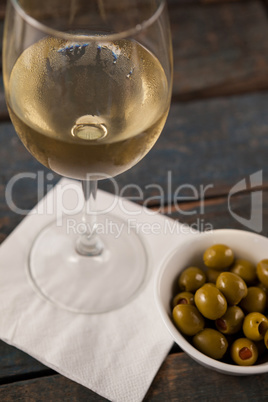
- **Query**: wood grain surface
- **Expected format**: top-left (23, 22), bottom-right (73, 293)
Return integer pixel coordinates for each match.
top-left (145, 353), bottom-right (268, 401)
top-left (1, 0), bottom-right (268, 401)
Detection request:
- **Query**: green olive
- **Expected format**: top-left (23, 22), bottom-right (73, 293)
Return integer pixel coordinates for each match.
top-left (203, 244), bottom-right (234, 270)
top-left (257, 259), bottom-right (268, 288)
top-left (255, 339), bottom-right (267, 357)
top-left (231, 338), bottom-right (258, 366)
top-left (172, 304), bottom-right (205, 336)
top-left (230, 259), bottom-right (257, 284)
top-left (239, 286), bottom-right (266, 313)
top-left (206, 268), bottom-right (221, 284)
top-left (243, 312), bottom-right (268, 341)
top-left (215, 306), bottom-right (245, 335)
top-left (257, 282), bottom-right (268, 309)
top-left (172, 291), bottom-right (194, 308)
top-left (264, 330), bottom-right (268, 349)
top-left (193, 328), bottom-right (228, 360)
top-left (172, 247), bottom-right (268, 366)
top-left (195, 283), bottom-right (227, 320)
top-left (178, 266), bottom-right (206, 293)
top-left (216, 272), bottom-right (247, 305)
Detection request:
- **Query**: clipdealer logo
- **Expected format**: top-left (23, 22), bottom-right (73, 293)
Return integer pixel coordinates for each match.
top-left (228, 170), bottom-right (263, 233)
top-left (4, 169), bottom-right (264, 234)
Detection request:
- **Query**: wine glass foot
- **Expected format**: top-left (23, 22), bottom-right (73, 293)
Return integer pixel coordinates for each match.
top-left (28, 214), bottom-right (148, 314)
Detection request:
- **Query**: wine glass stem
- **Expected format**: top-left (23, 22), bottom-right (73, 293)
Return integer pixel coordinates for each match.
top-left (75, 179), bottom-right (104, 256)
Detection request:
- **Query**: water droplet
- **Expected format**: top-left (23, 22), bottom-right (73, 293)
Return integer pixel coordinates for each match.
top-left (126, 68), bottom-right (134, 79)
top-left (58, 43), bottom-right (88, 61)
top-left (112, 51), bottom-right (118, 64)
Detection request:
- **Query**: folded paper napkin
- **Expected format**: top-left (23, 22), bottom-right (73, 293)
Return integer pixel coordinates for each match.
top-left (0, 178), bottom-right (193, 401)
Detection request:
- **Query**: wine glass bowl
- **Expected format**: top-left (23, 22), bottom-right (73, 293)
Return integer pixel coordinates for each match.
top-left (3, 0), bottom-right (173, 313)
top-left (7, 36), bottom-right (170, 180)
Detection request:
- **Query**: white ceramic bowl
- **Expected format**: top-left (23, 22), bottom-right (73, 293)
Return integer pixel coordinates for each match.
top-left (154, 229), bottom-right (268, 375)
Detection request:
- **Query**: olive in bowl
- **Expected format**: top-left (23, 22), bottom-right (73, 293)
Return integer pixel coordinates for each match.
top-left (154, 229), bottom-right (268, 375)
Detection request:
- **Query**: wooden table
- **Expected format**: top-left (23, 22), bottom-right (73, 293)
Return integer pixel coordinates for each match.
top-left (1, 0), bottom-right (268, 400)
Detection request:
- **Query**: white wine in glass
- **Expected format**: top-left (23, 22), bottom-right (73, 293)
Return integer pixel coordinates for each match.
top-left (3, 0), bottom-right (173, 313)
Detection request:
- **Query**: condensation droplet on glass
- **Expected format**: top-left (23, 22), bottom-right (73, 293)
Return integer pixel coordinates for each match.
top-left (58, 43), bottom-right (88, 61)
top-left (112, 51), bottom-right (118, 64)
top-left (126, 68), bottom-right (134, 79)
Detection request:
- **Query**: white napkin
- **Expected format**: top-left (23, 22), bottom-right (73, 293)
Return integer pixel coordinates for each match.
top-left (0, 178), bottom-right (192, 401)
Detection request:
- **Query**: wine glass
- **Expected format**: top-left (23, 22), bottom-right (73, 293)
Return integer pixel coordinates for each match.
top-left (3, 0), bottom-right (173, 313)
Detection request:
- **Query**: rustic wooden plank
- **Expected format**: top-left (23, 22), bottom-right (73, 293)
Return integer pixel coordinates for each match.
top-left (0, 341), bottom-right (52, 381)
top-left (0, 0), bottom-right (268, 400)
top-left (201, 0), bottom-right (241, 2)
top-left (0, 122), bottom-right (60, 241)
top-left (171, 0), bottom-right (268, 100)
top-left (0, 77), bottom-right (9, 121)
top-left (144, 353), bottom-right (268, 401)
top-left (98, 91), bottom-right (268, 199)
top-left (1, 349), bottom-right (268, 401)
top-left (169, 190), bottom-right (268, 237)
top-left (0, 0), bottom-right (5, 19)
top-left (0, 374), bottom-right (108, 401)
top-left (168, 0), bottom-right (243, 4)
